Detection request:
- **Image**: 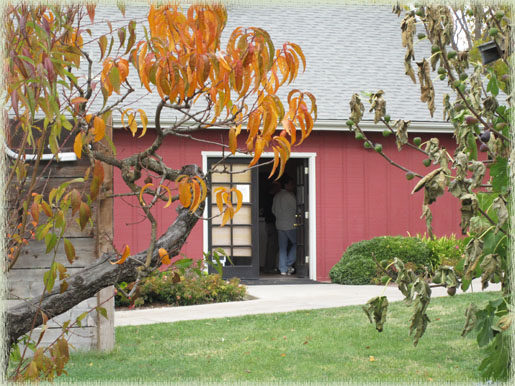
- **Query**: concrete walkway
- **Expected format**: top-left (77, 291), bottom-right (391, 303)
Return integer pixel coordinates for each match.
top-left (115, 279), bottom-right (501, 327)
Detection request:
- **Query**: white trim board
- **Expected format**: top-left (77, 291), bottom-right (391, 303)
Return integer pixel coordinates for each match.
top-left (108, 118), bottom-right (455, 134)
top-left (202, 151), bottom-right (317, 281)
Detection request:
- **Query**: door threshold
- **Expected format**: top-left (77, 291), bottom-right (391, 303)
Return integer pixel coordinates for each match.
top-left (240, 274), bottom-right (323, 286)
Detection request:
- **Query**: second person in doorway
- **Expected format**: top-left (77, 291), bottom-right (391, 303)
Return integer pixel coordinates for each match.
top-left (272, 176), bottom-right (296, 276)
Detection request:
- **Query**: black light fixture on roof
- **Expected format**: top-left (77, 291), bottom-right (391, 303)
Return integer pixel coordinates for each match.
top-left (478, 41), bottom-right (503, 65)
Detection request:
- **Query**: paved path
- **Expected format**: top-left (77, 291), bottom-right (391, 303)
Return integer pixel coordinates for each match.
top-left (115, 279), bottom-right (501, 327)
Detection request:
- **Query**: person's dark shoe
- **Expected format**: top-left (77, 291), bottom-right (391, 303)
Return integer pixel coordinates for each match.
top-left (287, 267), bottom-right (295, 275)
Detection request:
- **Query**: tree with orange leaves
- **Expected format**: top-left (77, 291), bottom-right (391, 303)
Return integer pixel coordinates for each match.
top-left (4, 3), bottom-right (315, 379)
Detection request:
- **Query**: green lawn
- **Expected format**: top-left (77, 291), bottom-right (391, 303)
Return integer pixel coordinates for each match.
top-left (61, 291), bottom-right (500, 383)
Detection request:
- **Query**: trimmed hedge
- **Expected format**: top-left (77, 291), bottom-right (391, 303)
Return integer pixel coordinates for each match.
top-left (329, 236), bottom-right (434, 285)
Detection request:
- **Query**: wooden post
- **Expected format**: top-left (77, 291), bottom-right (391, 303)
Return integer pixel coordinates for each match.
top-left (96, 115), bottom-right (115, 351)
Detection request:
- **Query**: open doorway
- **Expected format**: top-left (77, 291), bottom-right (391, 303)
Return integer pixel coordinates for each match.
top-left (203, 153), bottom-right (315, 282)
top-left (257, 158), bottom-right (310, 281)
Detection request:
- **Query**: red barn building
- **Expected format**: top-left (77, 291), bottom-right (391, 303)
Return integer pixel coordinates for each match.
top-left (109, 4), bottom-right (461, 282)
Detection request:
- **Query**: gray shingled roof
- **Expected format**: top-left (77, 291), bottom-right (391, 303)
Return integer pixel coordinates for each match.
top-left (64, 4), bottom-right (453, 127)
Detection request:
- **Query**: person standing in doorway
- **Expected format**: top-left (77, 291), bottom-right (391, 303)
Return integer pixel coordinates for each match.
top-left (272, 176), bottom-right (296, 276)
top-left (263, 180), bottom-right (281, 274)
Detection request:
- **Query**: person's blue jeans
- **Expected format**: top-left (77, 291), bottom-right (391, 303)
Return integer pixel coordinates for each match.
top-left (278, 229), bottom-right (296, 274)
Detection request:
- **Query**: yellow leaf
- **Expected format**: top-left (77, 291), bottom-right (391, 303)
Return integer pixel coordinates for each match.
top-left (369, 356), bottom-right (376, 362)
top-left (194, 176), bottom-right (207, 204)
top-left (117, 59), bottom-right (129, 82)
top-left (221, 206), bottom-right (234, 226)
top-left (277, 144), bottom-right (289, 179)
top-left (297, 113), bottom-right (307, 145)
top-left (236, 123), bottom-right (243, 136)
top-left (128, 114), bottom-right (138, 137)
top-left (159, 185), bottom-right (172, 208)
top-left (282, 117), bottom-right (296, 145)
top-left (111, 244), bottom-right (130, 265)
top-left (287, 50), bottom-right (300, 83)
top-left (261, 108), bottom-right (276, 142)
top-left (178, 179), bottom-right (192, 207)
top-left (249, 136), bottom-right (266, 167)
top-left (174, 174), bottom-right (187, 183)
top-left (137, 109), bottom-right (148, 138)
top-left (274, 135), bottom-right (291, 155)
top-left (190, 179), bottom-right (202, 213)
top-left (85, 114), bottom-right (93, 124)
top-left (214, 187), bottom-right (226, 213)
top-left (222, 191), bottom-right (233, 210)
top-left (139, 182), bottom-right (154, 206)
top-left (73, 132), bottom-right (83, 159)
top-left (287, 89), bottom-right (301, 104)
top-left (269, 146), bottom-right (280, 179)
top-left (71, 96), bottom-right (88, 105)
top-left (216, 52), bottom-right (232, 72)
top-left (93, 116), bottom-right (106, 142)
top-left (229, 127), bottom-right (237, 154)
top-left (266, 94), bottom-right (285, 122)
top-left (41, 200), bottom-right (53, 217)
top-left (246, 111), bottom-right (261, 145)
top-left (303, 91), bottom-right (318, 121)
top-left (138, 43), bottom-right (151, 92)
top-left (120, 108), bottom-right (130, 127)
top-left (299, 102), bottom-right (313, 134)
top-left (155, 66), bottom-right (165, 99)
top-left (159, 248), bottom-right (171, 265)
top-left (276, 55), bottom-right (289, 81)
top-left (231, 188), bottom-right (243, 213)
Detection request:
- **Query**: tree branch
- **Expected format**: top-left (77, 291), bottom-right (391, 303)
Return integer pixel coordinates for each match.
top-left (6, 202), bottom-right (204, 349)
top-left (355, 124), bottom-right (424, 178)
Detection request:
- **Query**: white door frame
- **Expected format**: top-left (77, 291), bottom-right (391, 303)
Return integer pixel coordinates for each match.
top-left (202, 151), bottom-right (317, 281)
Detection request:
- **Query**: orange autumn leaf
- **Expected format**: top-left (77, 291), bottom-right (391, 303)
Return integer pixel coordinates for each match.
top-left (111, 245), bottom-right (130, 265)
top-left (158, 248), bottom-right (171, 265)
top-left (221, 205), bottom-right (233, 226)
top-left (194, 176), bottom-right (208, 204)
top-left (232, 188), bottom-right (243, 213)
top-left (190, 178), bottom-right (202, 213)
top-left (175, 176), bottom-right (192, 208)
top-left (137, 109), bottom-right (148, 138)
top-left (228, 127), bottom-right (237, 154)
top-left (249, 136), bottom-right (266, 167)
top-left (71, 97), bottom-right (88, 105)
top-left (73, 132), bottom-right (83, 159)
top-left (139, 182), bottom-right (154, 206)
top-left (213, 186), bottom-right (242, 226)
top-left (282, 117), bottom-right (296, 145)
top-left (93, 116), bottom-right (106, 142)
top-left (159, 185), bottom-right (173, 208)
top-left (268, 146), bottom-right (280, 179)
top-left (214, 187), bottom-right (225, 213)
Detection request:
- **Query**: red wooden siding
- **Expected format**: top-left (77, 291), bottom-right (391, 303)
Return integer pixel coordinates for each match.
top-left (113, 129), bottom-right (461, 282)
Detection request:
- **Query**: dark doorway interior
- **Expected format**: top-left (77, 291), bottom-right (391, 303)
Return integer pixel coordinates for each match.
top-left (256, 158), bottom-right (308, 282)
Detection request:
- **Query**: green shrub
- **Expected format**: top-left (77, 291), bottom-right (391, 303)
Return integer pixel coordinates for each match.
top-left (329, 256), bottom-right (377, 285)
top-left (115, 267), bottom-right (246, 308)
top-left (329, 236), bottom-right (434, 285)
top-left (415, 233), bottom-right (464, 268)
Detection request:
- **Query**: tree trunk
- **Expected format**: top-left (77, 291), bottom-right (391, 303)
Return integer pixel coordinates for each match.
top-left (6, 204), bottom-right (201, 351)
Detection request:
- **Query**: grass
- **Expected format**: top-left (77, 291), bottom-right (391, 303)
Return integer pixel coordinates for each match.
top-left (60, 291), bottom-right (501, 384)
